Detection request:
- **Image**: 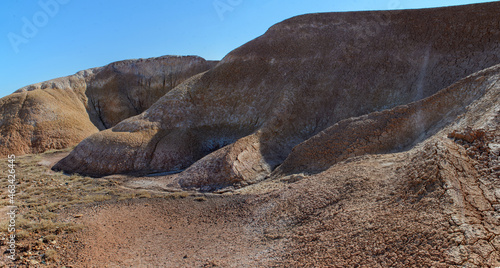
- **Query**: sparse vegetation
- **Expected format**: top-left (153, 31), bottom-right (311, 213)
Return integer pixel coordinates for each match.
top-left (170, 191), bottom-right (190, 199)
top-left (43, 248), bottom-right (59, 262)
top-left (0, 148), bottom-right (192, 266)
top-left (194, 196), bottom-right (208, 202)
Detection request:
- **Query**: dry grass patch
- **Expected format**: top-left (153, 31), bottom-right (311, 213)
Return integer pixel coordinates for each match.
top-left (0, 149), bottom-right (191, 266)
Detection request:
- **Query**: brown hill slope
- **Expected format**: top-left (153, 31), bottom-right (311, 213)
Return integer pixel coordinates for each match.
top-left (0, 56), bottom-right (216, 156)
top-left (273, 63), bottom-right (500, 177)
top-left (250, 73), bottom-right (500, 266)
top-left (52, 80), bottom-right (498, 266)
top-left (55, 2), bottom-right (500, 188)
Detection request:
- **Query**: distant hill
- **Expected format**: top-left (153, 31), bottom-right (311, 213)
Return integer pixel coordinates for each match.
top-left (0, 56), bottom-right (217, 156)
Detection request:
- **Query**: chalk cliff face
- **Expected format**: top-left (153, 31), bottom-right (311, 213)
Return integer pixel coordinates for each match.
top-left (53, 2), bottom-right (500, 188)
top-left (0, 56), bottom-right (216, 156)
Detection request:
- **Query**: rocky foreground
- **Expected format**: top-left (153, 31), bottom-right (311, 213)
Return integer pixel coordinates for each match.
top-left (0, 2), bottom-right (499, 267)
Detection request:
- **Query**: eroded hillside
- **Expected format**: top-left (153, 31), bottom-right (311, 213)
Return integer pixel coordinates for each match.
top-left (0, 56), bottom-right (217, 156)
top-left (54, 2), bottom-right (500, 190)
top-left (0, 2), bottom-right (499, 267)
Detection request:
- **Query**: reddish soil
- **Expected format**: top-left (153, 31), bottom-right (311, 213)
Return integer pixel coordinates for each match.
top-left (57, 196), bottom-right (282, 267)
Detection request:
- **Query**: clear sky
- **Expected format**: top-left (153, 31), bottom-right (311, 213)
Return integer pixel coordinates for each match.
top-left (0, 0), bottom-right (496, 98)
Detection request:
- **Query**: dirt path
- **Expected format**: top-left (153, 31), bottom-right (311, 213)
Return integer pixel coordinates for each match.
top-left (37, 150), bottom-right (283, 267)
top-left (36, 151), bottom-right (70, 168)
top-left (58, 196), bottom-right (282, 267)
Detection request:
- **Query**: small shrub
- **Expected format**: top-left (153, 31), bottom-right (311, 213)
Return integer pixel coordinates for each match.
top-left (43, 234), bottom-right (57, 243)
top-left (43, 248), bottom-right (59, 262)
top-left (170, 191), bottom-right (190, 199)
top-left (15, 230), bottom-right (29, 239)
top-left (137, 191), bottom-right (152, 199)
top-left (194, 196), bottom-right (207, 202)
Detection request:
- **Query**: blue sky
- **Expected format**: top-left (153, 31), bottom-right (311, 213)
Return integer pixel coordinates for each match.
top-left (0, 0), bottom-right (496, 98)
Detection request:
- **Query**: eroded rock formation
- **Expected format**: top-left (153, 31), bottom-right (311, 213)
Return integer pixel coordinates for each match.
top-left (55, 2), bottom-right (500, 189)
top-left (274, 65), bottom-right (500, 177)
top-left (0, 56), bottom-right (216, 156)
top-left (1, 2), bottom-right (499, 266)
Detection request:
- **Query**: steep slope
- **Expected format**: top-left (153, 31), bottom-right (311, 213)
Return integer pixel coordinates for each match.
top-left (0, 69), bottom-right (99, 157)
top-left (274, 64), bottom-right (500, 177)
top-left (0, 56), bottom-right (217, 156)
top-left (84, 56), bottom-right (218, 129)
top-left (55, 2), bottom-right (500, 187)
top-left (258, 80), bottom-right (500, 267)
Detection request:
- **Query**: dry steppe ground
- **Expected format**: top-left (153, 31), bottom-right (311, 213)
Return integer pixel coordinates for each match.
top-left (1, 3), bottom-right (500, 267)
top-left (1, 123), bottom-right (498, 267)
